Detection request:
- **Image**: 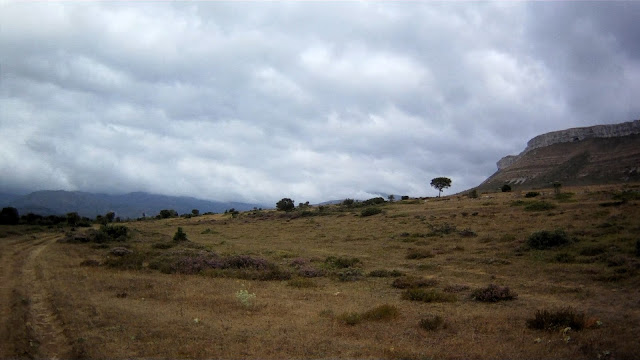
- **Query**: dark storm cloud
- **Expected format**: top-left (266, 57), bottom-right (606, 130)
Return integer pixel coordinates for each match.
top-left (1, 1), bottom-right (639, 203)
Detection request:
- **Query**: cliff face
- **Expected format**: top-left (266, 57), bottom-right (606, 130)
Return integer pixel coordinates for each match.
top-left (497, 120), bottom-right (640, 170)
top-left (478, 119), bottom-right (640, 191)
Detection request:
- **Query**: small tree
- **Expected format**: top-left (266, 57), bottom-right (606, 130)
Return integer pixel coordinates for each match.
top-left (66, 212), bottom-right (80, 227)
top-left (388, 195), bottom-right (395, 202)
top-left (191, 209), bottom-right (199, 216)
top-left (105, 211), bottom-right (116, 223)
top-left (553, 182), bottom-right (562, 195)
top-left (430, 177), bottom-right (452, 197)
top-left (276, 198), bottom-right (295, 212)
top-left (173, 227), bottom-right (188, 242)
top-left (0, 207), bottom-right (19, 225)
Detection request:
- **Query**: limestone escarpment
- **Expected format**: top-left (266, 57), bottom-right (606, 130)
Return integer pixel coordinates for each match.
top-left (478, 119), bottom-right (640, 192)
top-left (497, 120), bottom-right (640, 170)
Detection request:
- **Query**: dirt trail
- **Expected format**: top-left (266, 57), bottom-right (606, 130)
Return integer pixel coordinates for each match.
top-left (0, 233), bottom-right (72, 359)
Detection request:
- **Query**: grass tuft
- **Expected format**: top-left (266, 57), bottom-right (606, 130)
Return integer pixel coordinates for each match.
top-left (526, 307), bottom-right (586, 331)
top-left (419, 315), bottom-right (446, 331)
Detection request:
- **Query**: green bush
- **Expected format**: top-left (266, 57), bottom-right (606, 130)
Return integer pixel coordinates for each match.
top-left (392, 276), bottom-right (438, 289)
top-left (368, 269), bottom-right (404, 278)
top-left (401, 289), bottom-right (456, 303)
top-left (406, 248), bottom-right (434, 259)
top-left (325, 256), bottom-right (360, 269)
top-left (276, 198), bottom-right (295, 212)
top-left (104, 252), bottom-right (145, 270)
top-left (338, 304), bottom-right (399, 326)
top-left (471, 284), bottom-right (517, 302)
top-left (100, 224), bottom-right (129, 242)
top-left (527, 230), bottom-right (570, 249)
top-left (524, 201), bottom-right (557, 211)
top-left (525, 192), bottom-right (540, 198)
top-left (526, 307), bottom-right (586, 331)
top-left (336, 268), bottom-right (363, 282)
top-left (361, 207), bottom-right (382, 217)
top-left (419, 315), bottom-right (446, 331)
top-left (173, 227), bottom-right (188, 242)
top-left (501, 184), bottom-right (512, 192)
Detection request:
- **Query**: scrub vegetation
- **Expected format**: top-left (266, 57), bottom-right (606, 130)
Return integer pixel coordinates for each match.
top-left (1, 184), bottom-right (639, 359)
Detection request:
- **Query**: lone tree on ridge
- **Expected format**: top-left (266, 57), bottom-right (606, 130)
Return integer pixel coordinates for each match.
top-left (276, 198), bottom-right (295, 212)
top-left (430, 177), bottom-right (452, 197)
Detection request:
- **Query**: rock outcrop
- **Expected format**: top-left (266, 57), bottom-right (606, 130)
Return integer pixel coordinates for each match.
top-left (497, 120), bottom-right (640, 170)
top-left (477, 119), bottom-right (640, 192)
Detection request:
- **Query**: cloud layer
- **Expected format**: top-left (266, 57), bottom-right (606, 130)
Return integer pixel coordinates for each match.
top-left (1, 1), bottom-right (639, 204)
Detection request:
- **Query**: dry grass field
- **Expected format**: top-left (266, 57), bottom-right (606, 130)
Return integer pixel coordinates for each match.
top-left (1, 184), bottom-right (639, 359)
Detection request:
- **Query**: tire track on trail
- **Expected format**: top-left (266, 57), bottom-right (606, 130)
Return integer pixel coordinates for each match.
top-left (0, 233), bottom-right (73, 359)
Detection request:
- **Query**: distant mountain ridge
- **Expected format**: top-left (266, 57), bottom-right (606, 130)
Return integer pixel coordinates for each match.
top-left (2, 190), bottom-right (265, 219)
top-left (477, 119), bottom-right (640, 191)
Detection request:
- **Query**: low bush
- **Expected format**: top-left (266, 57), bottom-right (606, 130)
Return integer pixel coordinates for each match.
top-left (419, 315), bottom-right (446, 331)
top-left (325, 256), bottom-right (360, 269)
top-left (152, 242), bottom-right (174, 249)
top-left (288, 277), bottom-right (317, 288)
top-left (525, 201), bottom-right (557, 211)
top-left (392, 276), bottom-right (438, 289)
top-left (362, 304), bottom-right (399, 321)
top-left (526, 307), bottom-right (586, 331)
top-left (527, 230), bottom-right (570, 249)
top-left (361, 207), bottom-right (382, 217)
top-left (104, 252), bottom-right (145, 270)
top-left (458, 229), bottom-right (477, 237)
top-left (336, 268), bottom-right (363, 282)
top-left (406, 248), bottom-right (434, 259)
top-left (368, 269), bottom-right (404, 277)
top-left (297, 266), bottom-right (324, 278)
top-left (428, 223), bottom-right (456, 235)
top-left (525, 192), bottom-right (540, 198)
top-left (580, 245), bottom-right (607, 256)
top-left (555, 192), bottom-right (575, 201)
top-left (402, 289), bottom-right (456, 303)
top-left (501, 184), bottom-right (512, 192)
top-left (338, 304), bottom-right (400, 326)
top-left (554, 252), bottom-right (576, 263)
top-left (443, 284), bottom-right (470, 293)
top-left (471, 284), bottom-right (517, 302)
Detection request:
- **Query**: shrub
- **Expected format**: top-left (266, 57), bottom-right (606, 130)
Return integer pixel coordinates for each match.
top-left (342, 198), bottom-right (355, 207)
top-left (100, 224), bottom-right (129, 242)
top-left (297, 266), bottom-right (324, 278)
top-left (406, 248), bottom-right (434, 259)
top-left (361, 207), bottom-right (382, 217)
top-left (526, 308), bottom-right (586, 331)
top-left (152, 242), bottom-right (174, 249)
top-left (579, 245), bottom-right (607, 256)
top-left (459, 229), bottom-right (477, 237)
top-left (419, 315), bottom-right (446, 331)
top-left (337, 312), bottom-right (362, 326)
top-left (276, 198), bottom-right (295, 212)
top-left (338, 304), bottom-right (399, 326)
top-left (471, 284), bottom-right (517, 302)
top-left (362, 197), bottom-right (386, 206)
top-left (524, 201), bottom-right (557, 211)
top-left (362, 304), bottom-right (399, 321)
top-left (288, 277), bottom-right (317, 288)
top-left (525, 191), bottom-right (540, 198)
top-left (527, 230), bottom-right (570, 249)
top-left (554, 252), bottom-right (575, 263)
top-left (555, 192), bottom-right (575, 201)
top-left (429, 223), bottom-right (456, 235)
top-left (336, 268), bottom-right (363, 282)
top-left (368, 269), bottom-right (403, 277)
top-left (104, 252), bottom-right (145, 270)
top-left (325, 256), bottom-right (360, 269)
top-left (468, 189), bottom-right (478, 199)
top-left (402, 289), bottom-right (456, 303)
top-left (392, 276), bottom-right (438, 289)
top-left (173, 227), bottom-right (188, 242)
top-left (501, 184), bottom-right (512, 192)
top-left (443, 284), bottom-right (470, 293)
top-left (636, 240), bottom-right (640, 257)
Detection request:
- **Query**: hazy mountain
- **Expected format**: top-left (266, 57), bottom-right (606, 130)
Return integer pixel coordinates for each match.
top-left (2, 190), bottom-right (266, 219)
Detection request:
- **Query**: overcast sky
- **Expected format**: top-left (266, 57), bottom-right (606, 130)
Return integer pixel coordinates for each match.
top-left (1, 1), bottom-right (639, 204)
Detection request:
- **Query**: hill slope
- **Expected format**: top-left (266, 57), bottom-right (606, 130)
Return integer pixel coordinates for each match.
top-left (477, 120), bottom-right (640, 191)
top-left (3, 190), bottom-right (264, 219)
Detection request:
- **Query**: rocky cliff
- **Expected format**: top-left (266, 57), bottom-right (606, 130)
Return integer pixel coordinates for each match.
top-left (477, 119), bottom-right (640, 192)
top-left (497, 120), bottom-right (640, 170)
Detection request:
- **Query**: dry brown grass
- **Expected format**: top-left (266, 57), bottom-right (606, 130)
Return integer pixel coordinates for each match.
top-left (1, 183), bottom-right (639, 359)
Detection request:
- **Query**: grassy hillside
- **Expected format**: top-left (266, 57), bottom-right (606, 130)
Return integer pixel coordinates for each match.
top-left (1, 184), bottom-right (639, 359)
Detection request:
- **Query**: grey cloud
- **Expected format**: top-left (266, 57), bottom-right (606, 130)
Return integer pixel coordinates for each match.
top-left (1, 1), bottom-right (639, 203)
